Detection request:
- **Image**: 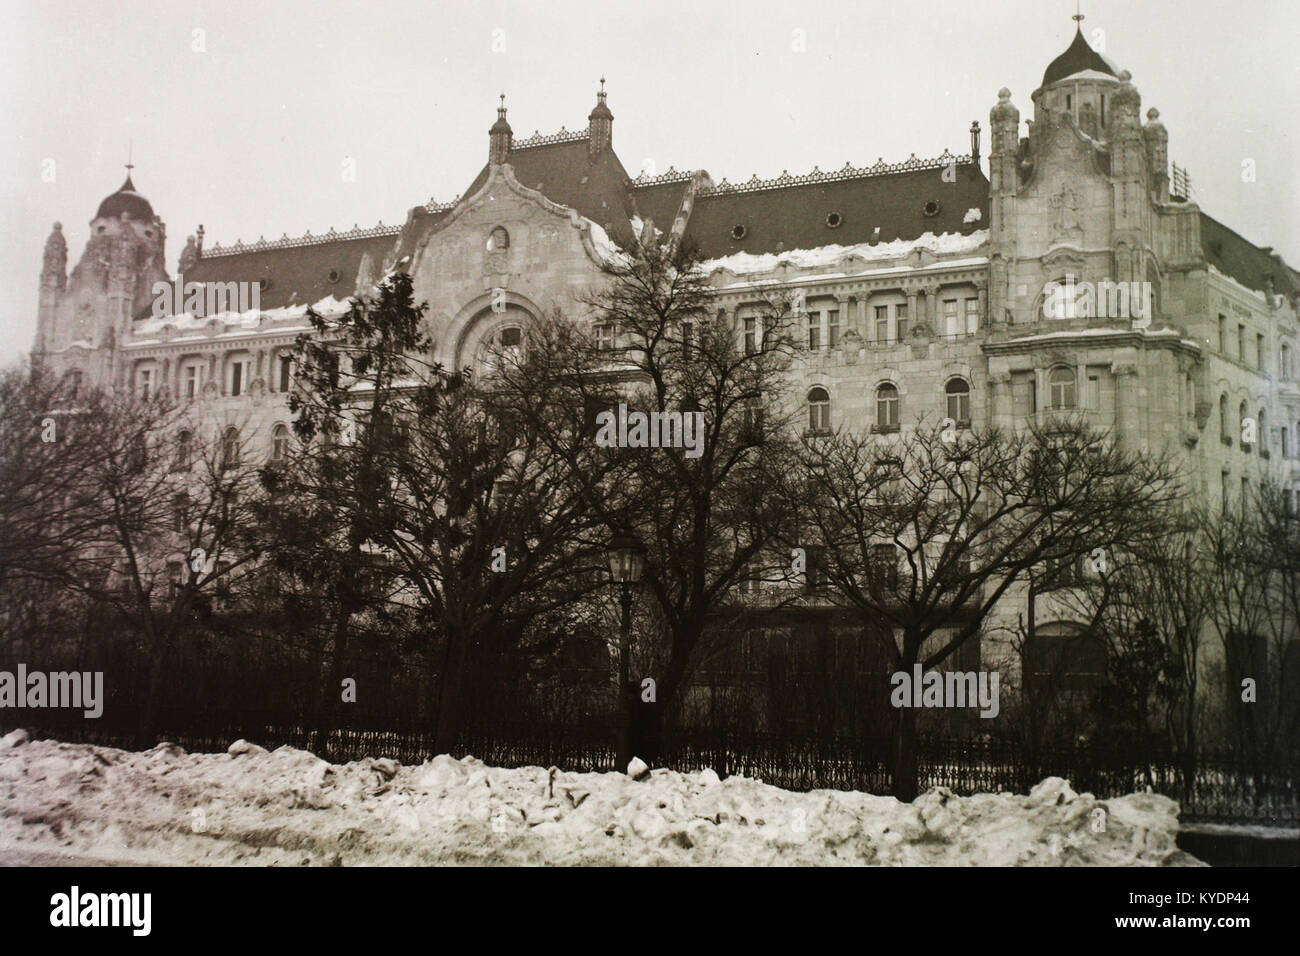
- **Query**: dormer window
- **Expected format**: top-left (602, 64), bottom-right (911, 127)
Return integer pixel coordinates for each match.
top-left (487, 226), bottom-right (510, 251)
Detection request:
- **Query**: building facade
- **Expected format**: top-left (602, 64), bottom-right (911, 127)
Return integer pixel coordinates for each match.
top-left (31, 24), bottom-right (1300, 722)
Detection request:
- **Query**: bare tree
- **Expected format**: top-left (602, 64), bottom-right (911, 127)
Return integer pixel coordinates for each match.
top-left (787, 417), bottom-right (1184, 799)
top-left (579, 237), bottom-right (804, 755)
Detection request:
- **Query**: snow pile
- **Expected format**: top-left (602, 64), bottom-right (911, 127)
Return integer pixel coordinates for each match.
top-left (703, 230), bottom-right (989, 277)
top-left (0, 734), bottom-right (1200, 866)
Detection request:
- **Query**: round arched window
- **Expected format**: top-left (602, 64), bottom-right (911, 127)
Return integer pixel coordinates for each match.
top-left (808, 387), bottom-right (831, 433)
top-left (876, 383), bottom-right (900, 428)
top-left (487, 226), bottom-right (510, 251)
top-left (1049, 367), bottom-right (1076, 409)
top-left (945, 378), bottom-right (971, 423)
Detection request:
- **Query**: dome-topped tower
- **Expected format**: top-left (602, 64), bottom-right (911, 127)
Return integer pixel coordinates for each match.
top-left (94, 172), bottom-right (155, 222)
top-left (1032, 16), bottom-right (1122, 136)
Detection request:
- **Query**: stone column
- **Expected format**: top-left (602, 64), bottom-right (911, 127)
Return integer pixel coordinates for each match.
top-left (904, 287), bottom-right (919, 342)
top-left (973, 278), bottom-right (988, 333)
top-left (925, 283), bottom-right (942, 334)
top-left (987, 372), bottom-right (1012, 431)
top-left (835, 294), bottom-right (850, 346)
top-left (1111, 363), bottom-right (1139, 446)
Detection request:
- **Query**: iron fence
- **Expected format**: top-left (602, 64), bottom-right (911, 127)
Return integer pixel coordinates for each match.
top-left (7, 714), bottom-right (1295, 826)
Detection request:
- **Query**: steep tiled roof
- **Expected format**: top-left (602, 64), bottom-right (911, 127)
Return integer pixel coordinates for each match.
top-left (463, 133), bottom-right (638, 248)
top-left (680, 158), bottom-right (989, 259)
top-left (182, 231), bottom-right (400, 312)
top-left (1200, 213), bottom-right (1298, 297)
top-left (629, 173), bottom-right (694, 236)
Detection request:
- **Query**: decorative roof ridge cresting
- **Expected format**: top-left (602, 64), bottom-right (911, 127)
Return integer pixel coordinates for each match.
top-left (204, 221), bottom-right (402, 257)
top-left (698, 151), bottom-right (974, 196)
top-left (511, 127), bottom-right (589, 149)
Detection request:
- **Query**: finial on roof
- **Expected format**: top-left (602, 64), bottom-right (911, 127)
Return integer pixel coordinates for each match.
top-left (490, 94), bottom-right (513, 164)
top-left (588, 77), bottom-right (613, 154)
top-left (1073, 0), bottom-right (1084, 26)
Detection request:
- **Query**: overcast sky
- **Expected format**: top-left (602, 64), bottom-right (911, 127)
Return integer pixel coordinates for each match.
top-left (2, 0), bottom-right (1296, 365)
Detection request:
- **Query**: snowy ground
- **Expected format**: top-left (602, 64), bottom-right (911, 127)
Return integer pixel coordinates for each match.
top-left (0, 729), bottom-right (1202, 866)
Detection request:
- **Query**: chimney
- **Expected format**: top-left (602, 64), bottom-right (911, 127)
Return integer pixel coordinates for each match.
top-left (970, 121), bottom-right (981, 163)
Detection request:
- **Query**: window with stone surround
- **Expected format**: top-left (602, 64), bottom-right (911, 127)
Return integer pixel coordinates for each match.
top-left (221, 427), bottom-right (240, 470)
top-left (278, 354), bottom-right (293, 393)
top-left (226, 353), bottom-right (252, 397)
top-left (945, 378), bottom-right (970, 424)
top-left (181, 361), bottom-right (203, 399)
top-left (271, 424), bottom-right (290, 466)
top-left (876, 383), bottom-right (900, 429)
top-left (135, 365), bottom-right (155, 400)
top-left (1048, 367), bottom-right (1076, 409)
top-left (807, 387), bottom-right (831, 434)
top-left (943, 299), bottom-right (960, 337)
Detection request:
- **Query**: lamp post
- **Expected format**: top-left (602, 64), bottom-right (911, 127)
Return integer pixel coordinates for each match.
top-left (607, 531), bottom-right (645, 771)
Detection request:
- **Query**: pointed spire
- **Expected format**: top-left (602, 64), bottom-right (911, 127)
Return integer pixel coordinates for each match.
top-left (588, 77), bottom-right (613, 157)
top-left (489, 93), bottom-right (513, 164)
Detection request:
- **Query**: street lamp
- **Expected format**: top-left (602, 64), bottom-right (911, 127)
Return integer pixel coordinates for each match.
top-left (607, 532), bottom-right (645, 771)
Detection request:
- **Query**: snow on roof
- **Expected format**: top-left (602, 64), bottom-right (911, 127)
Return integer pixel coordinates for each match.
top-left (132, 294), bottom-right (354, 338)
top-left (702, 230), bottom-right (989, 277)
top-left (1207, 264), bottom-right (1269, 304)
top-left (963, 208), bottom-right (982, 224)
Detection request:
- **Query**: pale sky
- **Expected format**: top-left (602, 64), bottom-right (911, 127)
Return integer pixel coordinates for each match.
top-left (2, 0), bottom-right (1296, 365)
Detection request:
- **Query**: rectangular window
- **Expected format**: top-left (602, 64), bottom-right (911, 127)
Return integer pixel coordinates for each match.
top-left (595, 323), bottom-right (613, 351)
top-left (827, 309), bottom-right (839, 348)
top-left (182, 364), bottom-right (201, 398)
top-left (807, 309), bottom-right (821, 350)
top-left (743, 316), bottom-right (757, 354)
top-left (1257, 334), bottom-right (1265, 370)
top-left (680, 321), bottom-right (693, 355)
top-left (870, 543), bottom-right (899, 589)
top-left (166, 560), bottom-right (184, 598)
top-left (896, 304), bottom-right (909, 341)
top-left (1087, 374), bottom-right (1101, 411)
top-left (803, 546), bottom-right (826, 594)
top-left (1218, 314), bottom-right (1227, 352)
top-left (229, 360), bottom-right (246, 397)
top-left (278, 354), bottom-right (292, 392)
top-left (136, 367), bottom-right (154, 399)
top-left (1222, 469), bottom-right (1230, 513)
top-left (965, 297), bottom-right (980, 334)
top-left (1238, 325), bottom-right (1245, 362)
top-left (875, 305), bottom-right (890, 343)
top-left (944, 299), bottom-right (960, 337)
